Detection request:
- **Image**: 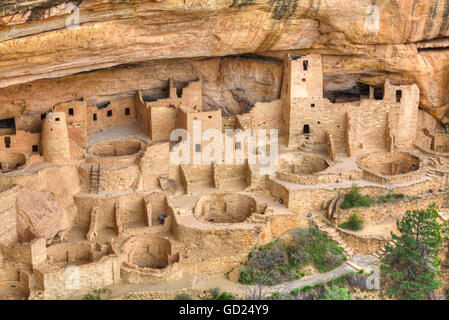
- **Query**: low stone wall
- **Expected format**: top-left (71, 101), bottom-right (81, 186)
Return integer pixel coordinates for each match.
top-left (180, 164), bottom-right (213, 193)
top-left (213, 163), bottom-right (248, 189)
top-left (271, 176), bottom-right (446, 215)
top-left (78, 164), bottom-right (140, 193)
top-left (121, 235), bottom-right (182, 284)
top-left (33, 255), bottom-right (122, 300)
top-left (334, 192), bottom-right (449, 227)
top-left (276, 170), bottom-right (362, 185)
top-left (337, 228), bottom-right (388, 254)
top-left (357, 151), bottom-right (426, 184)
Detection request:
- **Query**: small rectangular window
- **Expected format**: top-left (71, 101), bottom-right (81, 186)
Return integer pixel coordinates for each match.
top-left (311, 103), bottom-right (315, 107)
top-left (302, 78), bottom-right (306, 82)
top-left (235, 142), bottom-right (241, 150)
top-left (396, 90), bottom-right (402, 103)
top-left (32, 145), bottom-right (38, 153)
top-left (40, 113), bottom-right (46, 120)
top-left (55, 118), bottom-right (60, 121)
top-left (107, 110), bottom-right (112, 117)
top-left (4, 137), bottom-right (11, 148)
top-left (208, 115), bottom-right (212, 119)
top-left (195, 144), bottom-right (201, 152)
top-left (68, 108), bottom-right (74, 116)
top-left (125, 108), bottom-right (130, 115)
top-left (93, 113), bottom-right (97, 121)
top-left (303, 125), bottom-right (310, 134)
top-left (303, 60), bottom-right (308, 71)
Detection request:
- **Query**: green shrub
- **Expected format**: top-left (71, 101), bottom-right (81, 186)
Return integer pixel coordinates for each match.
top-left (239, 228), bottom-right (346, 285)
top-left (83, 293), bottom-right (100, 300)
top-left (339, 212), bottom-right (364, 231)
top-left (175, 293), bottom-right (192, 300)
top-left (340, 184), bottom-right (372, 209)
top-left (213, 292), bottom-right (235, 300)
top-left (377, 193), bottom-right (404, 203)
top-left (321, 286), bottom-right (354, 300)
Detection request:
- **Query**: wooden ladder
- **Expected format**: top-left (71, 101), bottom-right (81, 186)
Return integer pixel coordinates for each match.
top-left (89, 164), bottom-right (101, 194)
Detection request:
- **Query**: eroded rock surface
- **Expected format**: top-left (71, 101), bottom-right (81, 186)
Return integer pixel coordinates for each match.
top-left (16, 188), bottom-right (70, 242)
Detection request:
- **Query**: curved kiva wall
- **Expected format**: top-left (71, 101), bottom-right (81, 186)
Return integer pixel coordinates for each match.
top-left (77, 163), bottom-right (140, 193)
top-left (0, 152), bottom-right (27, 173)
top-left (275, 152), bottom-right (361, 185)
top-left (194, 192), bottom-right (258, 224)
top-left (86, 139), bottom-right (146, 166)
top-left (41, 112), bottom-right (71, 164)
top-left (279, 152), bottom-right (329, 174)
top-left (357, 151), bottom-right (425, 184)
top-left (121, 235), bottom-right (182, 284)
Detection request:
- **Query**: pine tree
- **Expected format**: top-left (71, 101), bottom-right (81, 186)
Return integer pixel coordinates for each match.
top-left (381, 203), bottom-right (448, 300)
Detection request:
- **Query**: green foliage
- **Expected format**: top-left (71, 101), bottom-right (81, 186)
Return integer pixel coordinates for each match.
top-left (445, 128), bottom-right (449, 135)
top-left (381, 204), bottom-right (447, 300)
top-left (213, 292), bottom-right (235, 300)
top-left (175, 293), bottom-right (192, 300)
top-left (204, 287), bottom-right (235, 300)
top-left (340, 184), bottom-right (372, 209)
top-left (83, 288), bottom-right (111, 300)
top-left (377, 193), bottom-right (405, 203)
top-left (239, 228), bottom-right (346, 285)
top-left (290, 227), bottom-right (346, 272)
top-left (339, 212), bottom-right (364, 231)
top-left (321, 286), bottom-right (354, 300)
top-left (83, 293), bottom-right (100, 300)
top-left (289, 288), bottom-right (300, 296)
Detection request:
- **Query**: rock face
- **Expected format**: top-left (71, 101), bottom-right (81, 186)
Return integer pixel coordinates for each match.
top-left (16, 188), bottom-right (70, 242)
top-left (1, 0), bottom-right (449, 121)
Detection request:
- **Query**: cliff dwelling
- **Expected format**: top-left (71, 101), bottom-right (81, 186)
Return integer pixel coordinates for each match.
top-left (2, 0), bottom-right (449, 304)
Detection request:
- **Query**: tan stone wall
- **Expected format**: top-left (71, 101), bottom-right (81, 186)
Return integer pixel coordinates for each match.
top-left (139, 142), bottom-right (176, 188)
top-left (78, 164), bottom-right (140, 193)
top-left (35, 255), bottom-right (121, 299)
top-left (0, 130), bottom-right (40, 154)
top-left (335, 192), bottom-right (449, 227)
top-left (87, 96), bottom-right (136, 133)
top-left (213, 163), bottom-right (247, 188)
top-left (180, 164), bottom-right (213, 193)
top-left (41, 112), bottom-right (71, 163)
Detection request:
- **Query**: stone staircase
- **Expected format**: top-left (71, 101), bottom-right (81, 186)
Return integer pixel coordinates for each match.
top-left (246, 213), bottom-right (269, 224)
top-left (312, 217), bottom-right (354, 257)
top-left (426, 167), bottom-right (442, 179)
top-left (372, 239), bottom-right (397, 259)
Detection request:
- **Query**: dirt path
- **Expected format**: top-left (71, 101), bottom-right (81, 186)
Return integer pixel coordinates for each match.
top-left (90, 255), bottom-right (378, 300)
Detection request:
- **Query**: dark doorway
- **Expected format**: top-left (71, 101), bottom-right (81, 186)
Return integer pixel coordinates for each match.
top-left (396, 90), bottom-right (402, 102)
top-left (303, 124), bottom-right (310, 134)
top-left (303, 60), bottom-right (309, 71)
top-left (4, 137), bottom-right (11, 148)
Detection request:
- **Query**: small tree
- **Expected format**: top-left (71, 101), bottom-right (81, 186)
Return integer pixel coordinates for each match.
top-left (381, 204), bottom-right (447, 300)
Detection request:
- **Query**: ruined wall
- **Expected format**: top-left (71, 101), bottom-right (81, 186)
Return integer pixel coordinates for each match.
top-left (213, 163), bottom-right (247, 189)
top-left (180, 164), bottom-right (213, 193)
top-left (139, 142), bottom-right (176, 189)
top-left (87, 96), bottom-right (136, 133)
